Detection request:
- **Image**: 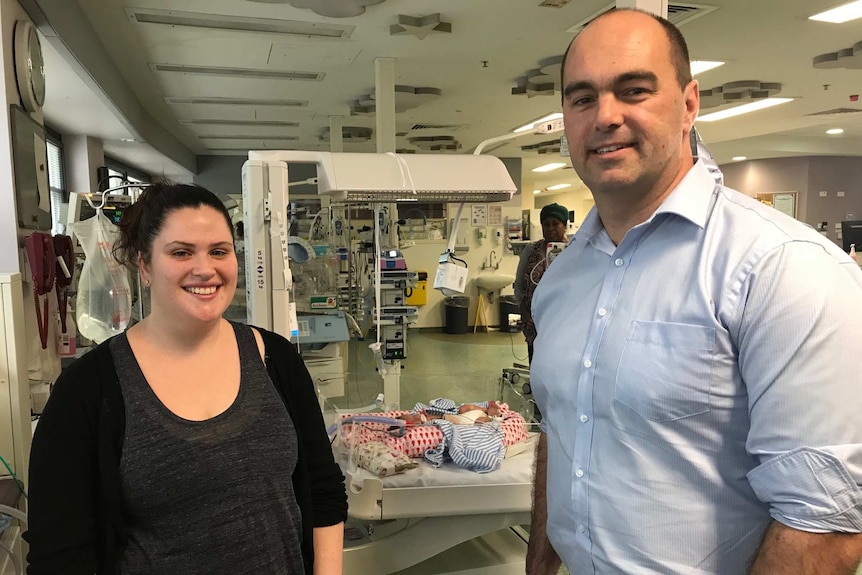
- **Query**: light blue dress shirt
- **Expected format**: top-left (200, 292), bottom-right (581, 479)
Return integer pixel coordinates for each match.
top-left (531, 161), bottom-right (862, 574)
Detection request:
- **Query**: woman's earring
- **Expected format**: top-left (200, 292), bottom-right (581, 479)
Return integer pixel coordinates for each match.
top-left (143, 278), bottom-right (150, 287)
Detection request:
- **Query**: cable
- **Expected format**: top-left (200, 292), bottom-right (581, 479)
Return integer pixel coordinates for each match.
top-left (0, 539), bottom-right (22, 575)
top-left (509, 331), bottom-right (528, 362)
top-left (0, 455), bottom-right (27, 500)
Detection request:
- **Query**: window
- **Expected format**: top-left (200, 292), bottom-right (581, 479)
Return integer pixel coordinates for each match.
top-left (102, 156), bottom-right (151, 191)
top-left (46, 129), bottom-right (66, 234)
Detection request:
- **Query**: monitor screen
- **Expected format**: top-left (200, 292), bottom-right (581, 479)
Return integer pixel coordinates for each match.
top-left (840, 220), bottom-right (862, 253)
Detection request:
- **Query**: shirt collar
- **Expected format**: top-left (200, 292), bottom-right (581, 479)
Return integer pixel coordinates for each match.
top-left (573, 160), bottom-right (716, 244)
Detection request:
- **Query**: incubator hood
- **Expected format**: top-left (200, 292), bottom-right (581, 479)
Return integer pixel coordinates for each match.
top-left (246, 151), bottom-right (517, 203)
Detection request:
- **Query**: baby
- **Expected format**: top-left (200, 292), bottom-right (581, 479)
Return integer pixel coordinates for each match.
top-left (399, 401), bottom-right (502, 426)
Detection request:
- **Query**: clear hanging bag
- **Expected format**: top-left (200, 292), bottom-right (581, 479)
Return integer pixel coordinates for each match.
top-left (69, 210), bottom-right (131, 343)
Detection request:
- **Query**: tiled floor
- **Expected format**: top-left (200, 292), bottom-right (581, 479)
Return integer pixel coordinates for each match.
top-left (331, 328), bottom-right (531, 412)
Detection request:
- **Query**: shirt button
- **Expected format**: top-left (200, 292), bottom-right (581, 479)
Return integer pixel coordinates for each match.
top-left (580, 414), bottom-right (589, 423)
top-left (583, 359), bottom-right (592, 368)
top-left (577, 524), bottom-right (586, 533)
top-left (575, 468), bottom-right (584, 478)
top-left (614, 258), bottom-right (624, 267)
top-left (598, 308), bottom-right (607, 317)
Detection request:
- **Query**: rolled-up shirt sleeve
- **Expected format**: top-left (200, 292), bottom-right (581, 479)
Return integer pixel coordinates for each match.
top-left (737, 241), bottom-right (862, 533)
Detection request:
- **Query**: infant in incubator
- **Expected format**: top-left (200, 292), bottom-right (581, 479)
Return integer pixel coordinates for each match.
top-left (399, 401), bottom-right (503, 426)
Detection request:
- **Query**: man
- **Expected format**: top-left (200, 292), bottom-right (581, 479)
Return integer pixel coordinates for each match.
top-left (513, 202), bottom-right (569, 362)
top-left (527, 9), bottom-right (862, 575)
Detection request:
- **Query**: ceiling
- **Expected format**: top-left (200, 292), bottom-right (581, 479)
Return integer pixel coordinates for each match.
top-left (26, 0), bottom-right (862, 195)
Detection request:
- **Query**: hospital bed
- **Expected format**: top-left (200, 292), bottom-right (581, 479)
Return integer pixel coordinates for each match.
top-left (339, 433), bottom-right (537, 575)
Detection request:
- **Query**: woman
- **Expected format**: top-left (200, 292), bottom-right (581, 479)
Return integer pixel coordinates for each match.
top-left (25, 183), bottom-right (347, 574)
top-left (513, 202), bottom-right (569, 361)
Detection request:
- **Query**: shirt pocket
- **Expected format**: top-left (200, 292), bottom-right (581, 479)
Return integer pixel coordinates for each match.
top-left (614, 321), bottom-right (715, 422)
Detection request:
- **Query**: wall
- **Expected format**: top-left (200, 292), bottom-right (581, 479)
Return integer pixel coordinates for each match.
top-left (722, 156), bottom-right (862, 245)
top-left (806, 157), bottom-right (862, 244)
top-left (402, 204), bottom-right (523, 330)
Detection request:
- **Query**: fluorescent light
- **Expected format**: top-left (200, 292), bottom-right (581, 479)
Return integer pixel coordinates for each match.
top-left (533, 189), bottom-right (542, 195)
top-left (690, 60), bottom-right (725, 76)
top-left (827, 128), bottom-right (845, 135)
top-left (810, 1), bottom-right (862, 23)
top-left (732, 156), bottom-right (747, 161)
top-left (514, 113), bottom-right (563, 133)
top-left (546, 183), bottom-right (571, 191)
top-left (697, 98), bottom-right (794, 122)
top-left (532, 162), bottom-right (567, 173)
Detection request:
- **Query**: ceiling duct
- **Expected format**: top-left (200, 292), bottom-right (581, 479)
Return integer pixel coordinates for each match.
top-left (566, 2), bottom-right (717, 34)
top-left (165, 97), bottom-right (308, 107)
top-left (151, 64), bottom-right (323, 81)
top-left (126, 8), bottom-right (354, 39)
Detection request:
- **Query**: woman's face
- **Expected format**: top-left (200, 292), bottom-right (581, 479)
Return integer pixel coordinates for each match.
top-left (140, 206), bottom-right (237, 326)
top-left (542, 217), bottom-right (568, 242)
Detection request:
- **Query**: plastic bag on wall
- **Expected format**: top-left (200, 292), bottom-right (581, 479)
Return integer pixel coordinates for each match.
top-left (69, 211), bottom-right (131, 343)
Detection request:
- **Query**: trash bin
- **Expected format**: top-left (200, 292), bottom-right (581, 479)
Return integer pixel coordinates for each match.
top-left (499, 295), bottom-right (520, 333)
top-left (444, 296), bottom-right (470, 334)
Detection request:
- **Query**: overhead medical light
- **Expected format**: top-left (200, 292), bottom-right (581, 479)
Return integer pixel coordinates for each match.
top-left (546, 183), bottom-right (571, 191)
top-left (247, 151), bottom-right (517, 203)
top-left (532, 162), bottom-right (567, 172)
top-left (827, 128), bottom-right (845, 134)
top-left (514, 113), bottom-right (563, 133)
top-left (533, 189), bottom-right (542, 195)
top-left (690, 60), bottom-right (725, 76)
top-left (732, 156), bottom-right (747, 161)
top-left (697, 98), bottom-right (794, 122)
top-left (809, 1), bottom-right (862, 23)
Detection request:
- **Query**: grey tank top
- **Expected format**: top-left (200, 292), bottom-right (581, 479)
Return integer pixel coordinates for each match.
top-left (111, 322), bottom-right (305, 574)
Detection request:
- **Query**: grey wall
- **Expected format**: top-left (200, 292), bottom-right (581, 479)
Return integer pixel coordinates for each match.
top-left (194, 155), bottom-right (246, 198)
top-left (721, 156), bottom-right (862, 245)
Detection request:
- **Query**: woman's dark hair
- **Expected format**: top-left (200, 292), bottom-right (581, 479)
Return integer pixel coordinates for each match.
top-left (113, 182), bottom-right (234, 268)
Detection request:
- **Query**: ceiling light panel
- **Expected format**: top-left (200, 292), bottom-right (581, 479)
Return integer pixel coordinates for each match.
top-left (546, 183), bottom-right (571, 190)
top-left (826, 128), bottom-right (845, 134)
top-left (181, 119), bottom-right (300, 127)
top-left (198, 135), bottom-right (301, 140)
top-left (151, 64), bottom-right (323, 81)
top-left (165, 96), bottom-right (308, 107)
top-left (690, 60), bottom-right (724, 75)
top-left (809, 1), bottom-right (862, 23)
top-left (126, 8), bottom-right (354, 39)
top-left (532, 162), bottom-right (568, 172)
top-left (697, 98), bottom-right (794, 122)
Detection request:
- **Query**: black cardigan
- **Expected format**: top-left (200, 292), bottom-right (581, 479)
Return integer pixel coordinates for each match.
top-left (23, 326), bottom-right (347, 575)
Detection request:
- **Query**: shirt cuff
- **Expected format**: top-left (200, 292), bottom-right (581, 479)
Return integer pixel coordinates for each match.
top-left (747, 447), bottom-right (862, 533)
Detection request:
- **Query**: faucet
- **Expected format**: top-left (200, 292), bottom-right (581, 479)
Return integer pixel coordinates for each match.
top-left (489, 250), bottom-right (499, 270)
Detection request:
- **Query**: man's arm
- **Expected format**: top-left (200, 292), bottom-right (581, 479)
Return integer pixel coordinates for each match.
top-left (313, 523), bottom-right (344, 575)
top-left (526, 432), bottom-right (562, 575)
top-left (750, 521), bottom-right (862, 574)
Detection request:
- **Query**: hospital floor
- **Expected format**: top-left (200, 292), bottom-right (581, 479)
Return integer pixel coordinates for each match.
top-left (331, 328), bottom-right (570, 575)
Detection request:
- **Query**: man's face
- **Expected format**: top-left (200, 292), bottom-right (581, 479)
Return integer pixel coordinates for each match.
top-left (561, 12), bottom-right (699, 199)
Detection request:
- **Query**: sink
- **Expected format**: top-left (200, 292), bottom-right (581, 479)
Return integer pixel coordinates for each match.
top-left (474, 274), bottom-right (515, 291)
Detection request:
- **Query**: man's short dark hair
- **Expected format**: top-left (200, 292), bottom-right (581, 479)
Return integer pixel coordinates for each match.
top-left (560, 8), bottom-right (693, 100)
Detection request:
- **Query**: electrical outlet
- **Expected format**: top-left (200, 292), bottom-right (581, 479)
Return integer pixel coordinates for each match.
top-left (837, 191), bottom-right (845, 197)
top-left (819, 191), bottom-right (828, 197)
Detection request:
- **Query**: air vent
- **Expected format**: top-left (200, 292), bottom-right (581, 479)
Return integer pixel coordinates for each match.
top-left (126, 8), bottom-right (354, 39)
top-left (152, 64), bottom-right (323, 81)
top-left (181, 119), bottom-right (300, 127)
top-left (566, 2), bottom-right (717, 34)
top-left (805, 108), bottom-right (862, 116)
top-left (409, 123), bottom-right (466, 131)
top-left (165, 97), bottom-right (308, 107)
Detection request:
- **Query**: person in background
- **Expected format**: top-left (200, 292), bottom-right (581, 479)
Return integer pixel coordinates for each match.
top-left (513, 202), bottom-right (569, 361)
top-left (25, 182), bottom-right (347, 575)
top-left (527, 8), bottom-right (862, 575)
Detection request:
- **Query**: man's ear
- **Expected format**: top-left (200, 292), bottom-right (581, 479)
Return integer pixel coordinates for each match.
top-left (683, 79), bottom-right (700, 133)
